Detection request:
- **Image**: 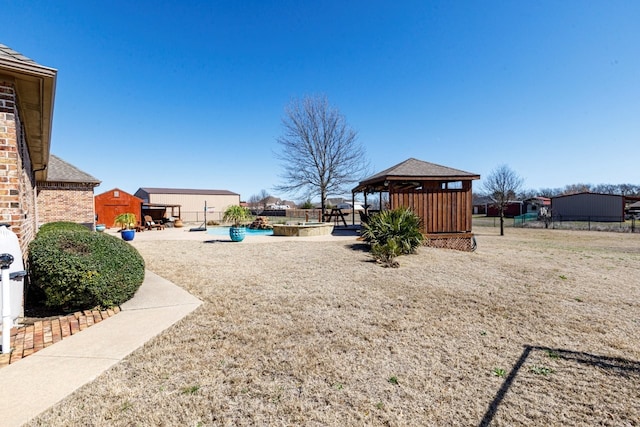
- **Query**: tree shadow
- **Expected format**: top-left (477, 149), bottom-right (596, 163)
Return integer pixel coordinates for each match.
top-left (479, 345), bottom-right (640, 427)
top-left (348, 242), bottom-right (370, 252)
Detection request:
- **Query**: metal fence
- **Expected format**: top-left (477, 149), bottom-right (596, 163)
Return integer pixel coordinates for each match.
top-left (548, 215), bottom-right (638, 232)
top-left (182, 208), bottom-right (364, 226)
top-left (475, 215), bottom-right (639, 233)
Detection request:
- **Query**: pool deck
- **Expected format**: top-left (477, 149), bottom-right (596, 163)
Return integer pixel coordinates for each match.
top-left (103, 224), bottom-right (361, 242)
top-left (272, 222), bottom-right (335, 237)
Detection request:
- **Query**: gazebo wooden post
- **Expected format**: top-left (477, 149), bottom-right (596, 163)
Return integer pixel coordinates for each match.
top-left (351, 194), bottom-right (356, 225)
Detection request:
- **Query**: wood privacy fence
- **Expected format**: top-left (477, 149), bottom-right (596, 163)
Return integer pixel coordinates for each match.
top-left (390, 188), bottom-right (473, 234)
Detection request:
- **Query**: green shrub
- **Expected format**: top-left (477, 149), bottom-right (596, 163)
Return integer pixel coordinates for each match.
top-left (27, 229), bottom-right (145, 310)
top-left (300, 199), bottom-right (314, 209)
top-left (37, 221), bottom-right (90, 235)
top-left (361, 207), bottom-right (425, 267)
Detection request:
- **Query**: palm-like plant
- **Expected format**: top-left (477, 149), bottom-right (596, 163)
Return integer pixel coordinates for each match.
top-left (222, 205), bottom-right (251, 226)
top-left (361, 207), bottom-right (425, 266)
top-left (113, 213), bottom-right (137, 230)
top-left (222, 205), bottom-right (252, 242)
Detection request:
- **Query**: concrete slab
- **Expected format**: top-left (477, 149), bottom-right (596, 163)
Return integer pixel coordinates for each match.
top-left (0, 270), bottom-right (202, 427)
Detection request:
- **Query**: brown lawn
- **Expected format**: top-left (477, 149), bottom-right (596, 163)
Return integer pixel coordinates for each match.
top-left (27, 226), bottom-right (640, 426)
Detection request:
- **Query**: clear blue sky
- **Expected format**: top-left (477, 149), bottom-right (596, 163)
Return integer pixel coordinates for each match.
top-left (3, 1), bottom-right (638, 201)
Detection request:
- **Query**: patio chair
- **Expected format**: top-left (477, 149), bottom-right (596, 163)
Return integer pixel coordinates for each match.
top-left (144, 215), bottom-right (165, 230)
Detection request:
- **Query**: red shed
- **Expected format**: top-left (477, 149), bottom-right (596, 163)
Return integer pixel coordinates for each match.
top-left (486, 201), bottom-right (523, 218)
top-left (94, 188), bottom-right (143, 229)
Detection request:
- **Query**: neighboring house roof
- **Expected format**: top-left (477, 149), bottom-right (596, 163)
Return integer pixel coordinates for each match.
top-left (45, 155), bottom-right (101, 184)
top-left (0, 44), bottom-right (57, 180)
top-left (473, 195), bottom-right (493, 205)
top-left (627, 201), bottom-right (640, 210)
top-left (136, 187), bottom-right (240, 196)
top-left (262, 196), bottom-right (280, 205)
top-left (524, 196), bottom-right (551, 206)
top-left (354, 158), bottom-right (480, 192)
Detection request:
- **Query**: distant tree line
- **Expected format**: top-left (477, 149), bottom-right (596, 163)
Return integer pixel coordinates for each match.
top-left (518, 183), bottom-right (640, 199)
top-left (476, 182), bottom-right (640, 203)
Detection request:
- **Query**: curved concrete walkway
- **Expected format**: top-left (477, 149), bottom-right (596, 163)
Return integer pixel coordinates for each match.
top-left (0, 224), bottom-right (360, 426)
top-left (0, 270), bottom-right (202, 427)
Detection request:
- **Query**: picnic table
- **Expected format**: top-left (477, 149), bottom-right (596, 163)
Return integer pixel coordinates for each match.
top-left (323, 208), bottom-right (347, 226)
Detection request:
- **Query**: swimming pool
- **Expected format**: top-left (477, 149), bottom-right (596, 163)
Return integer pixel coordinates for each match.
top-left (207, 226), bottom-right (274, 236)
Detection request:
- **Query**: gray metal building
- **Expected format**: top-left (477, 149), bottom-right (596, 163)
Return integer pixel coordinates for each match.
top-left (551, 192), bottom-right (625, 222)
top-left (134, 188), bottom-right (240, 223)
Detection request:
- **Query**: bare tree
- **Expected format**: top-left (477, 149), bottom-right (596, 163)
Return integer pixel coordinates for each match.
top-left (274, 95), bottom-right (369, 217)
top-left (517, 188), bottom-right (538, 200)
top-left (257, 189), bottom-right (271, 210)
top-left (562, 183), bottom-right (592, 195)
top-left (247, 189), bottom-right (271, 211)
top-left (537, 187), bottom-right (562, 198)
top-left (617, 183), bottom-right (639, 196)
top-left (247, 194), bottom-right (261, 210)
top-left (483, 164), bottom-right (524, 236)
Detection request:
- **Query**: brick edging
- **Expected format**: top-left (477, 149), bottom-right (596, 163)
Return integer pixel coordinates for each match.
top-left (0, 307), bottom-right (121, 367)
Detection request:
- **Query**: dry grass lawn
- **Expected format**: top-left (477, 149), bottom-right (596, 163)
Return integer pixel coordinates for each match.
top-left (28, 226), bottom-right (640, 426)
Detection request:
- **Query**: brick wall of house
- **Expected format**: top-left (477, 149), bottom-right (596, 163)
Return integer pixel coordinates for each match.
top-left (36, 183), bottom-right (96, 228)
top-left (0, 81), bottom-right (37, 255)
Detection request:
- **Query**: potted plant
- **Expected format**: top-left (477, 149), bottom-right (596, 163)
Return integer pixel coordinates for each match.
top-left (222, 205), bottom-right (251, 242)
top-left (114, 213), bottom-right (137, 241)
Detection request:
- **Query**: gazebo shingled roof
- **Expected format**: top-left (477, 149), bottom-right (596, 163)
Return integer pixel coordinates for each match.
top-left (353, 158), bottom-right (480, 193)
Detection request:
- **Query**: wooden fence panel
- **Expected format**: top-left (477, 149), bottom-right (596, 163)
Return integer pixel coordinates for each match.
top-left (389, 186), bottom-right (474, 234)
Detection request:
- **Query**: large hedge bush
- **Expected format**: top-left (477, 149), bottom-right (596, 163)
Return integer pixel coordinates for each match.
top-left (361, 206), bottom-right (425, 267)
top-left (37, 221), bottom-right (90, 234)
top-left (28, 227), bottom-right (145, 310)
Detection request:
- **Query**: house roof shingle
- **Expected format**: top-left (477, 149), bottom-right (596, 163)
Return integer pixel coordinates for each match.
top-left (44, 155), bottom-right (100, 184)
top-left (0, 44), bottom-right (38, 65)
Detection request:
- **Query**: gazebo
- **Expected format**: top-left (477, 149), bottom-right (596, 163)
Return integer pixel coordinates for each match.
top-left (352, 158), bottom-right (480, 251)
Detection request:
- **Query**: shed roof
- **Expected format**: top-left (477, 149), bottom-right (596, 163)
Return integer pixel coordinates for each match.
top-left (551, 191), bottom-right (624, 200)
top-left (353, 158), bottom-right (480, 192)
top-left (137, 187), bottom-right (239, 196)
top-left (95, 188), bottom-right (142, 201)
top-left (0, 44), bottom-right (57, 180)
top-left (44, 155), bottom-right (101, 185)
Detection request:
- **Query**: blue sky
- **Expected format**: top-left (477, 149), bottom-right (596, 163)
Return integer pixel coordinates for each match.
top-left (3, 1), bottom-right (638, 201)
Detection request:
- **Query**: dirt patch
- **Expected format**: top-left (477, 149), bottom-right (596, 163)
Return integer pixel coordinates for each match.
top-left (26, 226), bottom-right (640, 426)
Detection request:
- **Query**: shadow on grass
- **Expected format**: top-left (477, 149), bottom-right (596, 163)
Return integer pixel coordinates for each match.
top-left (332, 230), bottom-right (362, 238)
top-left (348, 242), bottom-right (370, 252)
top-left (479, 345), bottom-right (640, 427)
